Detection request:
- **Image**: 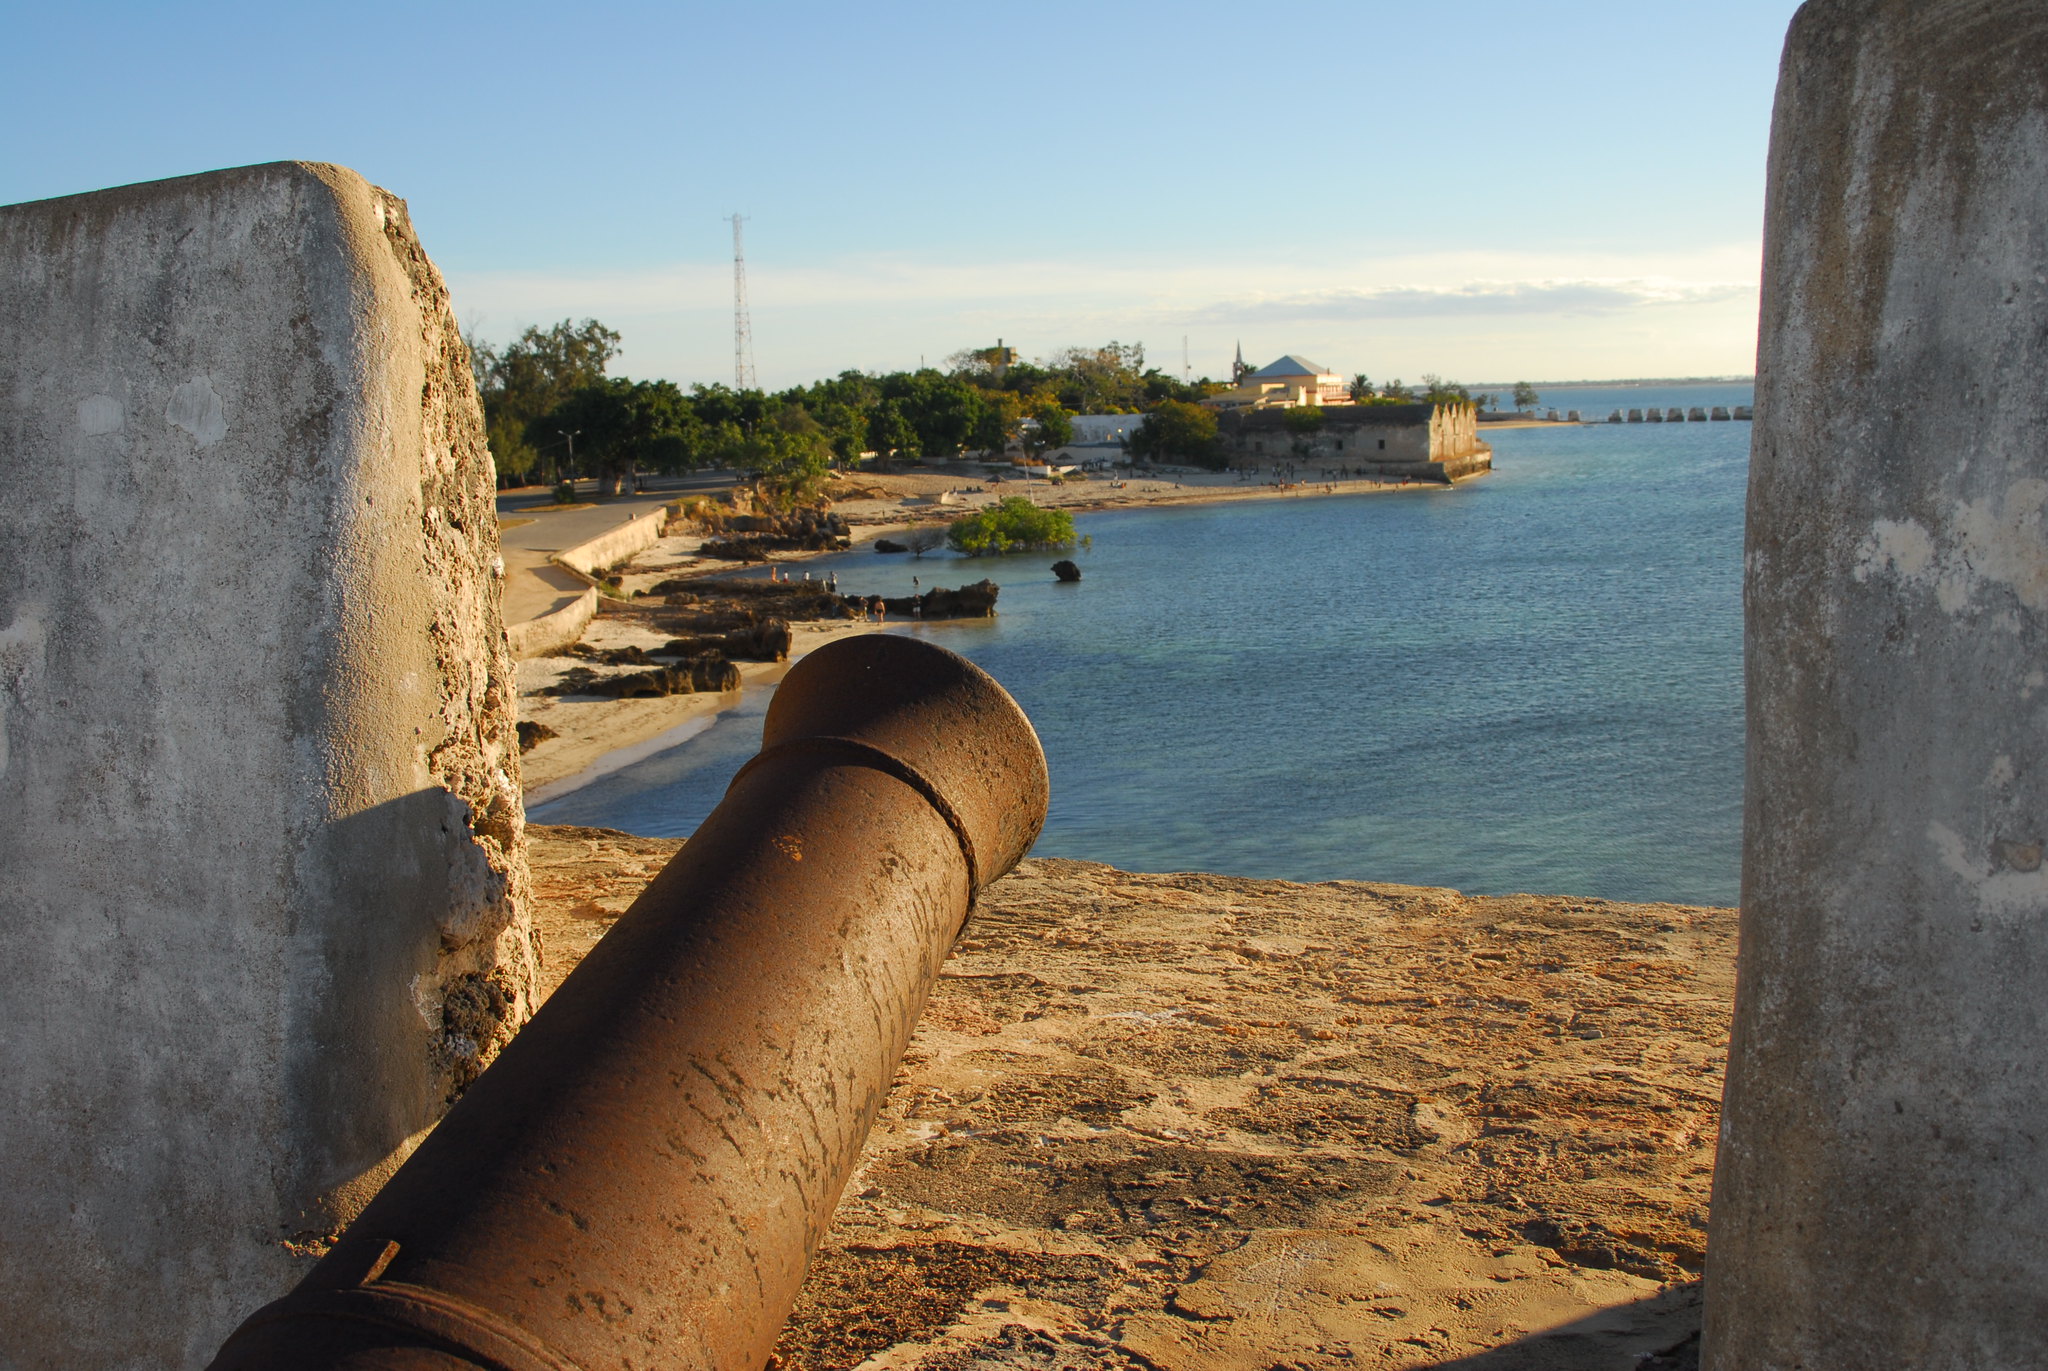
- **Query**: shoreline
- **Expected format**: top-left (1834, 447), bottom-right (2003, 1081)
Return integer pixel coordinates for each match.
top-left (513, 469), bottom-right (1477, 809)
top-left (517, 618), bottom-right (908, 800)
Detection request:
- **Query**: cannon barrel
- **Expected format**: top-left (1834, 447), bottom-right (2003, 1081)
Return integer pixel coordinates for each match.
top-left (208, 634), bottom-right (1048, 1370)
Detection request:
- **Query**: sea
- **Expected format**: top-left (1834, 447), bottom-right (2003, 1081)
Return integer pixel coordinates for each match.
top-left (530, 381), bottom-right (1752, 908)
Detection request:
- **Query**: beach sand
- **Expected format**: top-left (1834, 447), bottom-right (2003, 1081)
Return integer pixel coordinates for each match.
top-left (517, 615), bottom-right (887, 796)
top-left (527, 826), bottom-right (1727, 1370)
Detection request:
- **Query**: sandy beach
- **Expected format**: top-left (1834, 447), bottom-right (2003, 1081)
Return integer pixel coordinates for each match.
top-left (518, 616), bottom-right (890, 796)
top-left (527, 826), bottom-right (1729, 1370)
top-left (511, 464), bottom-right (1472, 802)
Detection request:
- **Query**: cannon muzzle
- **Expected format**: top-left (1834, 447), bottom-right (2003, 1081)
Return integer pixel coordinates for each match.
top-left (209, 633), bottom-right (1048, 1370)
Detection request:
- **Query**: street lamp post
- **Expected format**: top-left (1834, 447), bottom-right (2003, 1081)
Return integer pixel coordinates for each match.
top-left (558, 429), bottom-right (580, 490)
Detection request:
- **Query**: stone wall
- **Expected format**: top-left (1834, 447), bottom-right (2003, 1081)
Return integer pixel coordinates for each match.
top-left (1427, 400), bottom-right (1482, 459)
top-left (1707, 2), bottom-right (2048, 1364)
top-left (506, 584), bottom-right (600, 659)
top-left (551, 504), bottom-right (670, 580)
top-left (1215, 402), bottom-right (1491, 481)
top-left (0, 163), bottom-right (536, 1367)
top-left (1219, 404), bottom-right (1435, 467)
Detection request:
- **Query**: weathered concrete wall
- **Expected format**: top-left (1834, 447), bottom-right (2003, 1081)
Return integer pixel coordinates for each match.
top-left (0, 163), bottom-right (536, 1368)
top-left (1706, 3), bottom-right (2048, 1365)
top-left (1220, 406), bottom-right (1436, 466)
top-left (552, 504), bottom-right (669, 579)
top-left (1219, 406), bottom-right (1491, 482)
top-left (506, 584), bottom-right (599, 659)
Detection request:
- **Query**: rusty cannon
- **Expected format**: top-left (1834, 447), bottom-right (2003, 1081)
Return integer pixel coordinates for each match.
top-left (208, 634), bottom-right (1048, 1370)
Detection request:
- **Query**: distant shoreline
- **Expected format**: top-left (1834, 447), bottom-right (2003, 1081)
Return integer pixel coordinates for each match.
top-left (1468, 375), bottom-right (1756, 389)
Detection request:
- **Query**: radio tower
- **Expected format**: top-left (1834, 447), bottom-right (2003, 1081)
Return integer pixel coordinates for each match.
top-left (729, 213), bottom-right (756, 391)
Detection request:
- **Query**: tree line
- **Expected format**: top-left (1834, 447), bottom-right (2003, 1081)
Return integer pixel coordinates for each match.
top-left (467, 323), bottom-right (1210, 502)
top-left (467, 319), bottom-right (1533, 492)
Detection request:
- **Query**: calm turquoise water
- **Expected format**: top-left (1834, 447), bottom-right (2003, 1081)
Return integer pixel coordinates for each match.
top-left (532, 384), bottom-right (1750, 906)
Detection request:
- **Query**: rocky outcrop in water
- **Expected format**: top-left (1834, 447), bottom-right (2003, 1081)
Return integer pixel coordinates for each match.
top-left (697, 509), bottom-right (852, 561)
top-left (652, 577), bottom-right (864, 623)
top-left (880, 580), bottom-right (1000, 619)
top-left (1052, 560), bottom-right (1082, 582)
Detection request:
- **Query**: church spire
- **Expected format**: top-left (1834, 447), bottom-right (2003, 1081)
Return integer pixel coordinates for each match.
top-left (1232, 340), bottom-right (1248, 385)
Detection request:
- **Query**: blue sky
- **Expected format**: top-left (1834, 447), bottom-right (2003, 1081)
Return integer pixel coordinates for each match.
top-left (3, 2), bottom-right (1803, 388)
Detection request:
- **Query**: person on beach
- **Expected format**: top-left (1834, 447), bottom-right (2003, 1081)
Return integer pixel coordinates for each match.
top-left (828, 572), bottom-right (838, 594)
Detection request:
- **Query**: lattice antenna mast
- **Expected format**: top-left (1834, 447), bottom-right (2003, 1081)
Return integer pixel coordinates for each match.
top-left (729, 213), bottom-right (756, 391)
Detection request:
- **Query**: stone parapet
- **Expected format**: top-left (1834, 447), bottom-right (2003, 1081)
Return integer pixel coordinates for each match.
top-left (1707, 3), bottom-right (2048, 1364)
top-left (0, 163), bottom-right (536, 1367)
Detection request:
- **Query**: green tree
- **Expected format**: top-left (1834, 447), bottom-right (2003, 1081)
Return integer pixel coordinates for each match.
top-left (877, 370), bottom-right (987, 457)
top-left (866, 400), bottom-right (919, 460)
top-left (1420, 374), bottom-right (1472, 405)
top-left (485, 410), bottom-right (542, 481)
top-left (474, 318), bottom-right (621, 483)
top-left (1128, 400), bottom-right (1223, 468)
top-left (947, 496), bottom-right (1078, 556)
top-left (1512, 381), bottom-right (1540, 412)
top-left (700, 404), bottom-right (833, 508)
top-left (1379, 378), bottom-right (1411, 401)
top-left (780, 370), bottom-right (881, 464)
top-left (1024, 401), bottom-right (1074, 458)
top-left (686, 383), bottom-right (770, 435)
top-left (752, 406), bottom-right (834, 507)
top-left (969, 390), bottom-right (1024, 455)
top-left (1041, 342), bottom-right (1149, 413)
top-left (535, 377), bottom-right (701, 490)
top-left (1352, 374), bottom-right (1372, 401)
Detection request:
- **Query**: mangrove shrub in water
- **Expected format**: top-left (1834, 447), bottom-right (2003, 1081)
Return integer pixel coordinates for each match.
top-left (948, 497), bottom-right (1078, 556)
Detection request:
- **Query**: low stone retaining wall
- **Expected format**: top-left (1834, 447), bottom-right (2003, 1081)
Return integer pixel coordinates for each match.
top-left (1344, 448), bottom-right (1493, 484)
top-left (505, 505), bottom-right (672, 660)
top-left (507, 585), bottom-right (599, 659)
top-left (553, 506), bottom-right (669, 579)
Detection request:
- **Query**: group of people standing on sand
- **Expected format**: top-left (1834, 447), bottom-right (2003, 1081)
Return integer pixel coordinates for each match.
top-left (765, 565), bottom-right (840, 595)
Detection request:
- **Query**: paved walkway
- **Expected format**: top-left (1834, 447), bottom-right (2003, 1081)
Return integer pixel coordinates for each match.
top-left (500, 551), bottom-right (594, 624)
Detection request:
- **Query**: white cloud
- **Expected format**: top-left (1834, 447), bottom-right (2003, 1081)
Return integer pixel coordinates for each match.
top-left (1181, 278), bottom-right (1754, 324)
top-left (444, 243), bottom-right (1762, 388)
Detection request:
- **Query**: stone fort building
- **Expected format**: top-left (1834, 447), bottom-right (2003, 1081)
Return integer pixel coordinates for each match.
top-left (1216, 401), bottom-right (1492, 483)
